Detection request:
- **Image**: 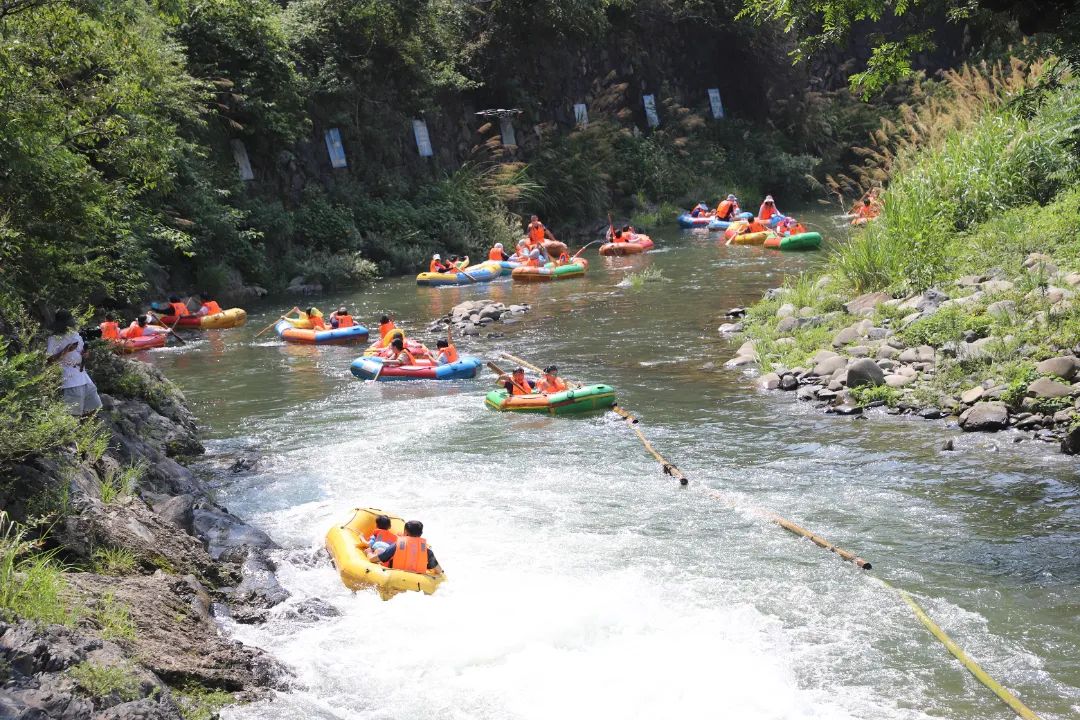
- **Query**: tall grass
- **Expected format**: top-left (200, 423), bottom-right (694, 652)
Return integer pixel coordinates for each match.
top-left (0, 512), bottom-right (71, 625)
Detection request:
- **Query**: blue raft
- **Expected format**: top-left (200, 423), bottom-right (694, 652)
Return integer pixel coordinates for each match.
top-left (349, 355), bottom-right (483, 381)
top-left (706, 212), bottom-right (754, 231)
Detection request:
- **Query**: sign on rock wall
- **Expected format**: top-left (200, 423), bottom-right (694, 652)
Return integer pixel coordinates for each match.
top-left (643, 94), bottom-right (659, 128)
top-left (499, 116), bottom-right (517, 147)
top-left (324, 128), bottom-right (347, 168)
top-left (230, 139), bottom-right (254, 181)
top-left (708, 88), bottom-right (725, 119)
top-left (412, 119), bottom-right (433, 157)
top-left (574, 103), bottom-right (588, 127)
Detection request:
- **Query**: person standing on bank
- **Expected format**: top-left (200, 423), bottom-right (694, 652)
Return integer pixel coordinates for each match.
top-left (46, 309), bottom-right (102, 417)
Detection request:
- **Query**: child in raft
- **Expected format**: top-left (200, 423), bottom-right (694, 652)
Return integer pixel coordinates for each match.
top-left (284, 307), bottom-right (327, 329)
top-left (365, 515), bottom-right (397, 555)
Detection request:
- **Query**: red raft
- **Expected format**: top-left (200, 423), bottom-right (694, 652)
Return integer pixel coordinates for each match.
top-left (599, 235), bottom-right (655, 256)
top-left (111, 334), bottom-right (166, 353)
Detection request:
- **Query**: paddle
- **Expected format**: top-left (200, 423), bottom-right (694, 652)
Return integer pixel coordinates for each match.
top-left (254, 308), bottom-right (294, 338)
top-left (500, 352), bottom-right (581, 389)
top-left (486, 361), bottom-right (533, 395)
top-left (148, 310), bottom-right (186, 346)
top-left (607, 212), bottom-right (616, 243)
top-left (571, 239), bottom-right (602, 260)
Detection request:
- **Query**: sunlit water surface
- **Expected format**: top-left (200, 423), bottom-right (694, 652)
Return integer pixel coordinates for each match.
top-left (146, 219), bottom-right (1079, 719)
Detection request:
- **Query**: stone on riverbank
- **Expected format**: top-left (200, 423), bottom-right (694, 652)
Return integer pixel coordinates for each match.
top-left (431, 300), bottom-right (531, 335)
top-left (959, 402), bottom-right (1009, 432)
top-left (846, 358), bottom-right (885, 388)
top-left (1036, 355), bottom-right (1080, 380)
top-left (844, 292), bottom-right (891, 316)
top-left (1026, 377), bottom-right (1073, 398)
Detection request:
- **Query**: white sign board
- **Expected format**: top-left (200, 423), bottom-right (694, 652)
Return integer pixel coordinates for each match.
top-left (324, 128), bottom-right (347, 168)
top-left (708, 88), bottom-right (724, 119)
top-left (499, 116), bottom-right (517, 147)
top-left (643, 94), bottom-right (659, 128)
top-left (573, 103), bottom-right (588, 127)
top-left (412, 119), bottom-right (433, 157)
top-left (230, 139), bottom-right (254, 181)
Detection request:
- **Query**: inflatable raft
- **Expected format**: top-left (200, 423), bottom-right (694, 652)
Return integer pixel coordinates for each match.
top-left (599, 235), bottom-right (655, 256)
top-left (361, 329), bottom-right (430, 358)
top-left (484, 383), bottom-right (616, 415)
top-left (112, 334), bottom-right (166, 353)
top-left (325, 507), bottom-right (444, 600)
top-left (677, 213), bottom-right (712, 228)
top-left (511, 259), bottom-right (588, 282)
top-left (707, 212), bottom-right (753, 231)
top-left (350, 355), bottom-right (482, 381)
top-left (416, 260), bottom-right (503, 286)
top-left (727, 231), bottom-right (769, 246)
top-left (274, 319), bottom-right (369, 345)
top-left (764, 232), bottom-right (822, 251)
top-left (156, 308), bottom-right (247, 329)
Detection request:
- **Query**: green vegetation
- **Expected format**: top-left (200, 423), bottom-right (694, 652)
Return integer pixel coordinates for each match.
top-left (92, 547), bottom-right (138, 576)
top-left (99, 463), bottom-right (145, 505)
top-left (68, 661), bottom-right (143, 702)
top-left (0, 513), bottom-right (71, 625)
top-left (174, 684), bottom-right (235, 720)
top-left (93, 591), bottom-right (138, 642)
top-left (625, 267), bottom-right (668, 289)
top-left (848, 384), bottom-right (902, 407)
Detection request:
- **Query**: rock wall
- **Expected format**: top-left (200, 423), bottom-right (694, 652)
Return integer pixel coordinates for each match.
top-left (0, 352), bottom-right (290, 719)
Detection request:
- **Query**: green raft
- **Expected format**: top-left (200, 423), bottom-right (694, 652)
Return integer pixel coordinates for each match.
top-left (764, 231), bottom-right (822, 251)
top-left (484, 383), bottom-right (616, 415)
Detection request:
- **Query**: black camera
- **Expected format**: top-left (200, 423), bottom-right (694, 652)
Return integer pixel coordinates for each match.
top-left (79, 326), bottom-right (103, 341)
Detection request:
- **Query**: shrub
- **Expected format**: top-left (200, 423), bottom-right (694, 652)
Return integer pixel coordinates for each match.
top-left (99, 463), bottom-right (145, 505)
top-left (68, 662), bottom-right (142, 702)
top-left (92, 547), bottom-right (137, 576)
top-left (849, 384), bottom-right (902, 407)
top-left (174, 684), bottom-right (235, 720)
top-left (0, 513), bottom-right (71, 625)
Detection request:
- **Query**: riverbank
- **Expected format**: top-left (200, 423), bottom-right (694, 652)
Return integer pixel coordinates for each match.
top-left (723, 248), bottom-right (1080, 453)
top-left (1, 350), bottom-right (291, 719)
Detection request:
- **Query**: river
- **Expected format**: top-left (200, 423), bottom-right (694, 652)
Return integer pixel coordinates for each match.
top-left (146, 219), bottom-right (1079, 720)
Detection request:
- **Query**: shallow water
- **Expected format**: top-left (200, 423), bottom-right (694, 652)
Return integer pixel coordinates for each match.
top-left (147, 218), bottom-right (1079, 720)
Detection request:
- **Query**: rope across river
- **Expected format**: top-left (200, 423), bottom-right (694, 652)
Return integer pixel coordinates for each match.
top-left (499, 352), bottom-right (1044, 720)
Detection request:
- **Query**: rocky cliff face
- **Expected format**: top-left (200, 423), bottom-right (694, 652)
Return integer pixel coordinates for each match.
top-left (0, 353), bottom-right (290, 719)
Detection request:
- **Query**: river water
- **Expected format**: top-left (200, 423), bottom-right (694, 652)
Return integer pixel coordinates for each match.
top-left (146, 220), bottom-right (1078, 720)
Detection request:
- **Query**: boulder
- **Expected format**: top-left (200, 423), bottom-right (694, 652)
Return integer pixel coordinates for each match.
top-left (986, 300), bottom-right (1017, 321)
top-left (876, 345), bottom-right (899, 360)
top-left (811, 355), bottom-right (847, 377)
top-left (844, 292), bottom-right (891, 316)
top-left (885, 374), bottom-right (914, 388)
top-left (832, 325), bottom-right (862, 347)
top-left (1062, 425), bottom-right (1080, 455)
top-left (776, 303), bottom-right (795, 319)
top-left (960, 387), bottom-right (984, 404)
top-left (757, 373), bottom-right (780, 390)
top-left (1063, 272), bottom-right (1080, 287)
top-left (778, 374), bottom-right (799, 391)
top-left (867, 327), bottom-right (890, 341)
top-left (796, 386), bottom-right (818, 401)
top-left (959, 401), bottom-right (1009, 432)
top-left (979, 279), bottom-right (1015, 294)
top-left (916, 345), bottom-right (936, 363)
top-left (846, 358), bottom-right (885, 388)
top-left (898, 348), bottom-right (919, 363)
top-left (1036, 356), bottom-right (1079, 380)
top-left (811, 349), bottom-right (840, 364)
top-left (724, 355), bottom-right (756, 368)
top-left (718, 323), bottom-right (742, 335)
top-left (776, 317), bottom-right (799, 334)
top-left (955, 274), bottom-right (986, 287)
top-left (1026, 377), bottom-right (1073, 398)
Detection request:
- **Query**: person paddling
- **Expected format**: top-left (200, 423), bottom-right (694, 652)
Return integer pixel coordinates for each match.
top-left (535, 365), bottom-right (567, 394)
top-left (499, 367), bottom-right (536, 395)
top-left (385, 337), bottom-right (417, 366)
top-left (715, 194), bottom-right (740, 221)
top-left (488, 243), bottom-right (508, 261)
top-left (168, 295), bottom-right (191, 317)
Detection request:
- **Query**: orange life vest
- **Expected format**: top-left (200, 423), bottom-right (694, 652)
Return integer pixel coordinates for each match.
top-left (309, 314), bottom-right (326, 329)
top-left (759, 204), bottom-right (778, 221)
top-left (337, 315), bottom-right (354, 328)
top-left (439, 345), bottom-right (459, 364)
top-left (509, 378), bottom-right (533, 395)
top-left (488, 248), bottom-right (504, 261)
top-left (429, 259), bottom-right (444, 273)
top-left (100, 321), bottom-right (120, 340)
top-left (389, 537), bottom-right (428, 573)
top-left (379, 321), bottom-right (395, 338)
top-left (537, 376), bottom-right (567, 394)
top-left (716, 200), bottom-right (734, 219)
top-left (169, 301), bottom-right (190, 317)
top-left (748, 219), bottom-right (767, 233)
top-left (125, 322), bottom-right (144, 338)
top-left (201, 300), bottom-right (222, 315)
top-left (372, 528), bottom-right (398, 546)
top-left (528, 222), bottom-right (545, 244)
top-left (398, 349), bottom-right (417, 365)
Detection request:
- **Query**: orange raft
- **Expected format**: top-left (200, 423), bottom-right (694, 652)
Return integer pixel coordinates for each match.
top-left (599, 235), bottom-right (655, 256)
top-left (111, 334), bottom-right (167, 353)
top-left (511, 258), bottom-right (588, 282)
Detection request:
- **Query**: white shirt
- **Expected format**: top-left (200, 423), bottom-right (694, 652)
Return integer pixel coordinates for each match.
top-left (46, 331), bottom-right (92, 389)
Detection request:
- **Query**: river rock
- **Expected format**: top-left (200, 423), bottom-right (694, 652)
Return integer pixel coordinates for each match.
top-left (960, 386), bottom-right (985, 404)
top-left (192, 505), bottom-right (279, 559)
top-left (832, 325), bottom-right (862, 347)
top-left (844, 292), bottom-right (891, 316)
top-left (847, 345), bottom-right (870, 358)
top-left (718, 323), bottom-right (742, 335)
top-left (877, 359), bottom-right (898, 371)
top-left (232, 548), bottom-right (290, 614)
top-left (811, 355), bottom-right (847, 377)
top-left (1036, 356), bottom-right (1080, 380)
top-left (1023, 252), bottom-right (1057, 275)
top-left (724, 355), bottom-right (756, 368)
top-left (884, 374), bottom-right (914, 388)
top-left (1063, 425), bottom-right (1080, 454)
top-left (1027, 377), bottom-right (1073, 398)
top-left (776, 303), bottom-right (795, 319)
top-left (826, 403), bottom-right (862, 415)
top-left (980, 279), bottom-right (1015, 294)
top-left (778, 374), bottom-right (799, 391)
top-left (897, 348), bottom-right (919, 363)
top-left (920, 407), bottom-right (947, 419)
top-left (796, 386), bottom-right (818, 401)
top-left (1053, 409), bottom-right (1075, 424)
top-left (876, 345), bottom-right (898, 360)
top-left (867, 327), bottom-right (890, 341)
top-left (959, 401), bottom-right (1009, 431)
top-left (1064, 272), bottom-right (1080, 287)
top-left (776, 316), bottom-right (799, 334)
top-left (987, 300), bottom-right (1017, 321)
top-left (758, 373), bottom-right (780, 390)
top-left (846, 358), bottom-right (885, 388)
top-left (812, 349), bottom-right (840, 364)
top-left (726, 307), bottom-right (746, 317)
top-left (955, 274), bottom-right (986, 287)
top-left (149, 493), bottom-right (196, 534)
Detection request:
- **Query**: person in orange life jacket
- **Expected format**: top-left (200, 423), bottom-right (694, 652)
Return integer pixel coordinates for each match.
top-left (555, 251), bottom-right (571, 265)
top-left (368, 520), bottom-right (443, 575)
top-left (500, 367), bottom-right (536, 395)
top-left (378, 315), bottom-right (396, 339)
top-left (122, 315), bottom-right (146, 338)
top-left (715, 194), bottom-right (740, 220)
top-left (446, 255), bottom-right (465, 273)
top-left (99, 314), bottom-right (120, 341)
top-left (429, 253), bottom-right (447, 273)
top-left (329, 307), bottom-right (354, 329)
top-left (535, 365), bottom-right (567, 394)
top-left (527, 214), bottom-right (558, 245)
top-left (851, 197), bottom-right (879, 226)
top-left (621, 224), bottom-right (636, 242)
top-left (196, 292), bottom-right (222, 316)
top-left (167, 295), bottom-right (191, 317)
top-left (758, 195), bottom-right (781, 223)
top-left (385, 337), bottom-right (417, 366)
top-left (365, 514), bottom-right (398, 555)
top-left (434, 339), bottom-right (458, 365)
top-left (488, 243), bottom-right (508, 261)
top-left (690, 202), bottom-right (710, 217)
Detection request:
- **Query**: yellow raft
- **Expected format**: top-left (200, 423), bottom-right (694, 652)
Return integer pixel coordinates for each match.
top-left (728, 231), bottom-right (769, 245)
top-left (325, 507), bottom-right (445, 600)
